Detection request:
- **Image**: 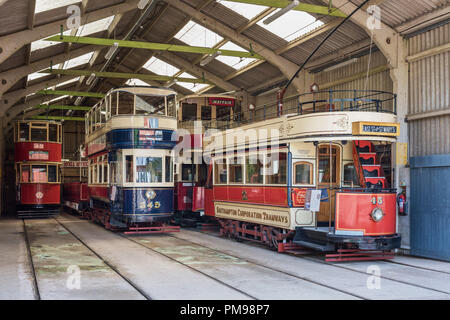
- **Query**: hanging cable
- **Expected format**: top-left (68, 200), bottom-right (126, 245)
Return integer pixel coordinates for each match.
top-left (278, 0), bottom-right (371, 114)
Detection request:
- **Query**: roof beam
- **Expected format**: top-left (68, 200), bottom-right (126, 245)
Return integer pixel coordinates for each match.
top-left (222, 0), bottom-right (346, 17)
top-left (37, 89), bottom-right (105, 98)
top-left (31, 115), bottom-right (85, 121)
top-left (164, 0), bottom-right (304, 91)
top-left (45, 36), bottom-right (265, 59)
top-left (0, 75), bottom-right (78, 115)
top-left (32, 105), bottom-right (91, 111)
top-left (319, 0), bottom-right (400, 68)
top-left (0, 0), bottom-right (140, 66)
top-left (0, 45), bottom-right (96, 96)
top-left (43, 68), bottom-right (212, 84)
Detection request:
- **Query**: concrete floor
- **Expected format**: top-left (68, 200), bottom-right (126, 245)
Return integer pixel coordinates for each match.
top-left (1, 213), bottom-right (450, 300)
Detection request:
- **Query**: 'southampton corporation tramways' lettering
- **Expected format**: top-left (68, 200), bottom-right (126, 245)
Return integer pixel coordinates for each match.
top-left (216, 206), bottom-right (289, 225)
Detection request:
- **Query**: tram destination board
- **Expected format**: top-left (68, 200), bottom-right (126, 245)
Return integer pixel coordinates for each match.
top-left (352, 121), bottom-right (400, 137)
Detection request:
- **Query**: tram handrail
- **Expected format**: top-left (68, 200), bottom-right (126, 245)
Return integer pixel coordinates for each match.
top-left (203, 90), bottom-right (397, 131)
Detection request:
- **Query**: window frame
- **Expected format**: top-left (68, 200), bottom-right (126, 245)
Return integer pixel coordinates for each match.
top-left (293, 161), bottom-right (314, 186)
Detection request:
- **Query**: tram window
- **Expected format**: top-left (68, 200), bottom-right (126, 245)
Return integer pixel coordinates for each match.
top-left (32, 165), bottom-right (47, 183)
top-left (103, 162), bottom-right (108, 184)
top-left (48, 165), bottom-right (57, 182)
top-left (198, 164), bottom-right (208, 185)
top-left (229, 157), bottom-right (244, 184)
top-left (318, 145), bottom-right (339, 184)
top-left (167, 95), bottom-right (176, 117)
top-left (181, 164), bottom-right (196, 181)
top-left (135, 95), bottom-right (161, 115)
top-left (99, 162), bottom-right (103, 184)
top-left (246, 154), bottom-right (263, 184)
top-left (214, 159), bottom-right (227, 184)
top-left (294, 162), bottom-right (313, 185)
top-left (100, 102), bottom-right (107, 123)
top-left (344, 163), bottom-right (359, 186)
top-left (111, 92), bottom-right (118, 116)
top-left (136, 157), bottom-right (162, 183)
top-left (165, 156), bottom-right (173, 182)
top-left (48, 124), bottom-right (58, 142)
top-left (125, 155), bottom-right (134, 183)
top-left (118, 92), bottom-right (134, 114)
top-left (110, 162), bottom-right (116, 184)
top-left (182, 103), bottom-right (197, 121)
top-left (216, 106), bottom-right (230, 121)
top-left (22, 165), bottom-right (30, 182)
top-left (93, 164), bottom-right (98, 184)
top-left (19, 123), bottom-right (30, 141)
top-left (201, 106), bottom-right (212, 121)
top-left (31, 126), bottom-right (47, 142)
top-left (265, 152), bottom-right (287, 185)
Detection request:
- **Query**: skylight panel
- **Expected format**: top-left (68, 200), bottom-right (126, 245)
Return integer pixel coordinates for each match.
top-left (31, 31), bottom-right (71, 51)
top-left (126, 79), bottom-right (151, 86)
top-left (28, 64), bottom-right (61, 81)
top-left (257, 11), bottom-right (323, 41)
top-left (176, 82), bottom-right (210, 93)
top-left (63, 52), bottom-right (94, 69)
top-left (56, 77), bottom-right (80, 88)
top-left (219, 1), bottom-right (268, 20)
top-left (215, 42), bottom-right (257, 70)
top-left (46, 95), bottom-right (70, 104)
top-left (35, 0), bottom-right (81, 14)
top-left (143, 57), bottom-right (180, 76)
top-left (75, 16), bottom-right (115, 37)
top-left (175, 21), bottom-right (223, 48)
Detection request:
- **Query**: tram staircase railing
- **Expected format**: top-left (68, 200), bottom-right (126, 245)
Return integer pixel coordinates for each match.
top-left (353, 141), bottom-right (389, 190)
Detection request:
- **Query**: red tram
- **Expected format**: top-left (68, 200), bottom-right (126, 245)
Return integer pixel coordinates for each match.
top-left (14, 120), bottom-right (62, 218)
top-left (62, 159), bottom-right (88, 215)
top-left (174, 94), bottom-right (241, 227)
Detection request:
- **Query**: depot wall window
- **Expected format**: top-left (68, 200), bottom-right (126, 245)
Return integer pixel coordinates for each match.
top-left (318, 145), bottom-right (340, 184)
top-left (182, 103), bottom-right (197, 121)
top-left (136, 157), bottom-right (162, 183)
top-left (294, 162), bottom-right (313, 185)
top-left (214, 158), bottom-right (227, 184)
top-left (265, 152), bottom-right (287, 185)
top-left (245, 154), bottom-right (263, 184)
top-left (229, 157), bottom-right (244, 184)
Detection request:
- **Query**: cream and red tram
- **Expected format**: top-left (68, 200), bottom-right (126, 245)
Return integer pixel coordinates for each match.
top-left (203, 90), bottom-right (401, 261)
top-left (14, 120), bottom-right (62, 218)
top-left (174, 94), bottom-right (241, 226)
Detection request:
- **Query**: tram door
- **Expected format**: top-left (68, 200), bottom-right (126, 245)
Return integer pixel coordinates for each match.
top-left (317, 144), bottom-right (341, 224)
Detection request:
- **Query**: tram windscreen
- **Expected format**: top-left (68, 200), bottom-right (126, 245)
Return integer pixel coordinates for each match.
top-left (136, 157), bottom-right (162, 183)
top-left (19, 123), bottom-right (29, 141)
top-left (32, 165), bottom-right (47, 182)
top-left (135, 95), bottom-right (166, 115)
top-left (31, 127), bottom-right (47, 142)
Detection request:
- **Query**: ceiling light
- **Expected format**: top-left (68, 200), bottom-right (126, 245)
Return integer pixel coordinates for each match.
top-left (263, 0), bottom-right (299, 25)
top-left (199, 51), bottom-right (222, 67)
top-left (105, 42), bottom-right (119, 60)
top-left (138, 0), bottom-right (151, 9)
top-left (323, 58), bottom-right (359, 72)
top-left (86, 73), bottom-right (96, 85)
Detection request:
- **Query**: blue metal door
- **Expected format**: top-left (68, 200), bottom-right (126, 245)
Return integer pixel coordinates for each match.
top-left (410, 154), bottom-right (450, 261)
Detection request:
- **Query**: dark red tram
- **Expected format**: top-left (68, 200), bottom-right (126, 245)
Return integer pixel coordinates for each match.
top-left (14, 120), bottom-right (62, 218)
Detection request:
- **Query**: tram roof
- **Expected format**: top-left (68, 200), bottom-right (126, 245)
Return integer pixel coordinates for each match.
top-left (179, 94), bottom-right (242, 102)
top-left (107, 86), bottom-right (177, 97)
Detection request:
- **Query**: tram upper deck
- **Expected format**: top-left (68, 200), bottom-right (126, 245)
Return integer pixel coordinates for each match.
top-left (85, 86), bottom-right (178, 154)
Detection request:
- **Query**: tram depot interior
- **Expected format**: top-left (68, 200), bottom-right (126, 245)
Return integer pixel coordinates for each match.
top-left (0, 0), bottom-right (449, 301)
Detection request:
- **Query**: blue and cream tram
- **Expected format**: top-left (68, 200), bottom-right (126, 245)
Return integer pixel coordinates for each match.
top-left (84, 86), bottom-right (179, 233)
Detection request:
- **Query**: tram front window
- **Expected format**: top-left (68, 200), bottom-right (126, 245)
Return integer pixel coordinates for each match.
top-left (48, 165), bottom-right (57, 182)
top-left (181, 164), bottom-right (196, 181)
top-left (136, 157), bottom-right (162, 183)
top-left (49, 124), bottom-right (58, 142)
top-left (19, 123), bottom-right (29, 141)
top-left (165, 156), bottom-right (173, 182)
top-left (31, 126), bottom-right (46, 142)
top-left (32, 165), bottom-right (47, 182)
top-left (135, 95), bottom-right (159, 115)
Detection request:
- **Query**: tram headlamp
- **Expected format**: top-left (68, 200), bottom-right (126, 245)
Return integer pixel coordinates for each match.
top-left (371, 208), bottom-right (384, 222)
